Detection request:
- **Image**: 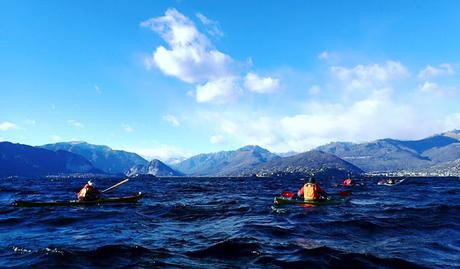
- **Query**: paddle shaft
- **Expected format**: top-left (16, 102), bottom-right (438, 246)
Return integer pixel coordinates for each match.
top-left (102, 179), bottom-right (129, 193)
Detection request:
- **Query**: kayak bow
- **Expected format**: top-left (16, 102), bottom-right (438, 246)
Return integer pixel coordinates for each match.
top-left (274, 196), bottom-right (350, 206)
top-left (13, 192), bottom-right (144, 207)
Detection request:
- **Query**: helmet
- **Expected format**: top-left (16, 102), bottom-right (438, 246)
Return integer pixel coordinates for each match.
top-left (87, 180), bottom-right (95, 187)
top-left (308, 177), bottom-right (316, 183)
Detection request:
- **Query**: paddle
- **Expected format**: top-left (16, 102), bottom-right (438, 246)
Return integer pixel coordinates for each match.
top-left (101, 179), bottom-right (129, 193)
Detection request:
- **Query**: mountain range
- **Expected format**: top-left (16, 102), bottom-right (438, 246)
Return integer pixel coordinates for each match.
top-left (40, 141), bottom-right (148, 174)
top-left (0, 142), bottom-right (101, 177)
top-left (0, 130), bottom-right (459, 178)
top-left (171, 145), bottom-right (281, 176)
top-left (316, 130), bottom-right (460, 172)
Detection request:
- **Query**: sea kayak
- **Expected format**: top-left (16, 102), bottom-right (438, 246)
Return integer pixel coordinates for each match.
top-left (378, 178), bottom-right (406, 186)
top-left (13, 192), bottom-right (144, 207)
top-left (274, 196), bottom-right (350, 206)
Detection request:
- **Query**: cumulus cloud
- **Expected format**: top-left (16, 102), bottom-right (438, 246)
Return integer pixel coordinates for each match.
top-left (67, 120), bottom-right (84, 129)
top-left (0, 121), bottom-right (19, 131)
top-left (142, 9), bottom-right (280, 103)
top-left (331, 61), bottom-right (409, 90)
top-left (163, 114), bottom-right (180, 127)
top-left (141, 8), bottom-right (233, 84)
top-left (244, 72), bottom-right (280, 93)
top-left (418, 63), bottom-right (454, 80)
top-left (196, 77), bottom-right (242, 103)
top-left (198, 88), bottom-right (444, 152)
top-left (196, 13), bottom-right (223, 37)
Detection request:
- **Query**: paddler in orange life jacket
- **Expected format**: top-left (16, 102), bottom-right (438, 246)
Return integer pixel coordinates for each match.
top-left (77, 180), bottom-right (101, 201)
top-left (297, 177), bottom-right (328, 200)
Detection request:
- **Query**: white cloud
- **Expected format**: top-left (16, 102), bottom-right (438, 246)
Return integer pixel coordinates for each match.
top-left (142, 9), bottom-right (282, 104)
top-left (0, 121), bottom-right (19, 131)
top-left (331, 61), bottom-right (409, 90)
top-left (67, 120), bottom-right (84, 129)
top-left (198, 88), bottom-right (443, 152)
top-left (244, 72), bottom-right (280, 93)
top-left (50, 135), bottom-right (61, 142)
top-left (418, 81), bottom-right (457, 95)
top-left (196, 77), bottom-right (241, 103)
top-left (141, 8), bottom-right (233, 84)
top-left (308, 85), bottom-right (321, 95)
top-left (122, 124), bottom-right (135, 133)
top-left (418, 63), bottom-right (454, 80)
top-left (163, 114), bottom-right (180, 127)
top-left (125, 144), bottom-right (193, 162)
top-left (318, 51), bottom-right (329, 60)
top-left (210, 134), bottom-right (227, 145)
top-left (0, 137), bottom-right (4, 142)
top-left (196, 13), bottom-right (223, 37)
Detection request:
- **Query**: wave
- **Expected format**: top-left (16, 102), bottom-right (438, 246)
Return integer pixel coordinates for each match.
top-left (10, 245), bottom-right (177, 268)
top-left (187, 238), bottom-right (260, 259)
top-left (254, 245), bottom-right (428, 269)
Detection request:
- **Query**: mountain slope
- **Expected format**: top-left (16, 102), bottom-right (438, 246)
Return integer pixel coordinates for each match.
top-left (0, 142), bottom-right (100, 177)
top-left (126, 159), bottom-right (183, 177)
top-left (40, 141), bottom-right (148, 174)
top-left (317, 130), bottom-right (460, 172)
top-left (172, 145), bottom-right (280, 176)
top-left (249, 150), bottom-right (363, 178)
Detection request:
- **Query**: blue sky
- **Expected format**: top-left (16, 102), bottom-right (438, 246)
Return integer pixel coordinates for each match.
top-left (1, 1), bottom-right (460, 161)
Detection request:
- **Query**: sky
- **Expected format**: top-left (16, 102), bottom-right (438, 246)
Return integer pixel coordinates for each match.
top-left (1, 1), bottom-right (460, 161)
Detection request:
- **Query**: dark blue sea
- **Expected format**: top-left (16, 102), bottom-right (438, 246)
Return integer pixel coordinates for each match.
top-left (0, 176), bottom-right (459, 268)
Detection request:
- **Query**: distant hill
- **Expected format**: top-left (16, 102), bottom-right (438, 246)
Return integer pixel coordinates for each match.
top-left (0, 142), bottom-right (101, 177)
top-left (172, 145), bottom-right (280, 176)
top-left (126, 159), bottom-right (183, 177)
top-left (247, 150), bottom-right (363, 179)
top-left (40, 141), bottom-right (148, 174)
top-left (317, 130), bottom-right (460, 172)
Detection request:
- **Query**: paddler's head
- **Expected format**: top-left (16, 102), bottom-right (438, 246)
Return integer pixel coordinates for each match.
top-left (308, 177), bottom-right (316, 184)
top-left (87, 180), bottom-right (95, 187)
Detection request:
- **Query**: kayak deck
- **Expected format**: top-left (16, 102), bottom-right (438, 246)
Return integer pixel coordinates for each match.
top-left (274, 196), bottom-right (350, 206)
top-left (14, 192), bottom-right (144, 207)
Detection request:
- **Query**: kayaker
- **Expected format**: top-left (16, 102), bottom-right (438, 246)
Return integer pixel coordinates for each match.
top-left (77, 180), bottom-right (101, 201)
top-left (297, 177), bottom-right (328, 200)
top-left (343, 178), bottom-right (353, 186)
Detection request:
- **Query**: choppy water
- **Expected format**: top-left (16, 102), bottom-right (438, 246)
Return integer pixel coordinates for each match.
top-left (0, 176), bottom-right (459, 268)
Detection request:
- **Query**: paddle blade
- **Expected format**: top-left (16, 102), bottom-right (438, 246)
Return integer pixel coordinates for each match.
top-left (281, 191), bottom-right (295, 198)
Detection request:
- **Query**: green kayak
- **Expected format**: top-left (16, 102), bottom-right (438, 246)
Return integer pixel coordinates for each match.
top-left (13, 192), bottom-right (144, 207)
top-left (274, 196), bottom-right (350, 206)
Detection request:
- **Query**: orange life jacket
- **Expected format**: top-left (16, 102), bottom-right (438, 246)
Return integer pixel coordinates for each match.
top-left (303, 183), bottom-right (322, 200)
top-left (77, 184), bottom-right (100, 201)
